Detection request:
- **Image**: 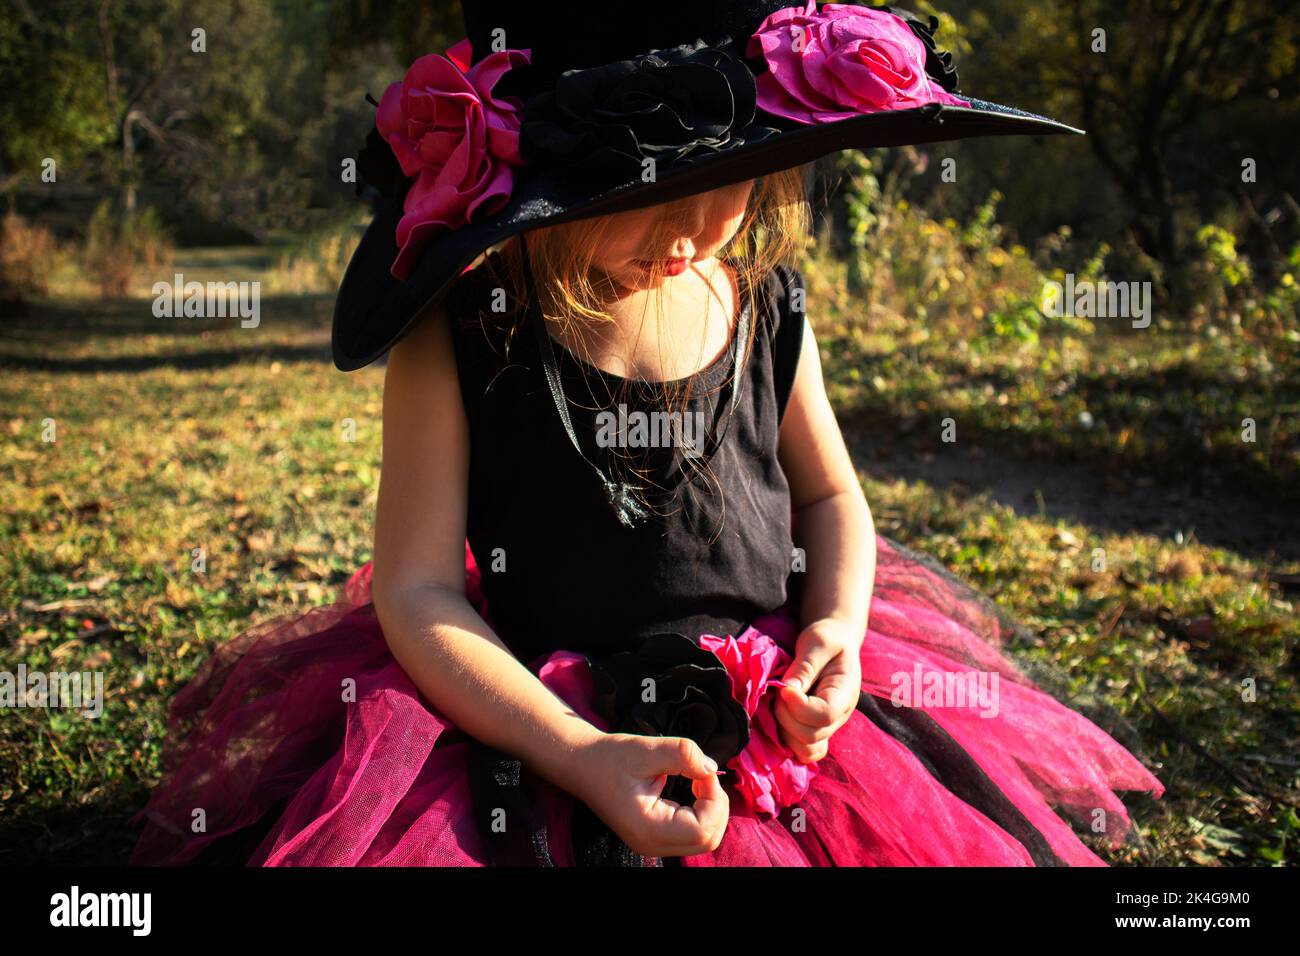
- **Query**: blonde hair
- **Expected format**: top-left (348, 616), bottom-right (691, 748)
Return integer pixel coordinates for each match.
top-left (465, 164), bottom-right (812, 521)
top-left (481, 165), bottom-right (809, 373)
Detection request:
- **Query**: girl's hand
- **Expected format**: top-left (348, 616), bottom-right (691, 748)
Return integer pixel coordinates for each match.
top-left (570, 733), bottom-right (730, 858)
top-left (775, 618), bottom-right (863, 764)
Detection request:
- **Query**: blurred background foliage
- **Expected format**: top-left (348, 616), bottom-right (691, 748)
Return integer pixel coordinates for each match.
top-left (1, 0), bottom-right (1297, 329)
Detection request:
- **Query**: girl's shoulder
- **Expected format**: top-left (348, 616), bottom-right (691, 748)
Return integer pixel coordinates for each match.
top-left (436, 251), bottom-right (532, 430)
top-left (745, 259), bottom-right (805, 337)
top-left (441, 250), bottom-right (527, 366)
top-left (758, 261), bottom-right (807, 423)
top-left (444, 252), bottom-right (515, 329)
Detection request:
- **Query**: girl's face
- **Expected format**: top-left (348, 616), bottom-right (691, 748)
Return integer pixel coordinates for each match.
top-left (584, 180), bottom-right (755, 292)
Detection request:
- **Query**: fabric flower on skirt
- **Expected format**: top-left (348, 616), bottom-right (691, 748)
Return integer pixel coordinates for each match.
top-left (748, 2), bottom-right (970, 124)
top-left (373, 38), bottom-right (530, 279)
top-left (539, 630), bottom-right (815, 816)
top-left (701, 628), bottom-right (819, 818)
top-left (586, 632), bottom-right (750, 805)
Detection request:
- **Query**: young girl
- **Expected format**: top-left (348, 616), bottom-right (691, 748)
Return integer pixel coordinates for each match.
top-left (132, 0), bottom-right (1164, 867)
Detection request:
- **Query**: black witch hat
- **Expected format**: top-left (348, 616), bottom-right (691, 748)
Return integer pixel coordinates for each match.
top-left (332, 0), bottom-right (1081, 371)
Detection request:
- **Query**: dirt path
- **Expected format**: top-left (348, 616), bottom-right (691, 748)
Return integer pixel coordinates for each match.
top-left (843, 421), bottom-right (1300, 565)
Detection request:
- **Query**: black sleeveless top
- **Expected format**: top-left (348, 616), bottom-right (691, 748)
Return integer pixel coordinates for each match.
top-left (447, 253), bottom-right (807, 662)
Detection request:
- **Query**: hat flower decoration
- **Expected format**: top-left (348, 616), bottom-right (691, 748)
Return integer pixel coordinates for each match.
top-left (371, 38), bottom-right (530, 279)
top-left (748, 2), bottom-right (970, 121)
top-left (335, 1), bottom-right (1082, 371)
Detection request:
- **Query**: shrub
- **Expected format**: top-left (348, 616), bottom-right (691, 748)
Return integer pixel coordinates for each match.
top-left (80, 202), bottom-right (175, 297)
top-left (263, 220), bottom-right (362, 295)
top-left (1189, 225), bottom-right (1300, 333)
top-left (0, 210), bottom-right (62, 303)
top-left (829, 153), bottom-right (1093, 348)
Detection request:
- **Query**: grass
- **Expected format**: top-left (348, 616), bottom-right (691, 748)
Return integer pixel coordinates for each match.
top-left (804, 251), bottom-right (1300, 504)
top-left (0, 249), bottom-right (1296, 866)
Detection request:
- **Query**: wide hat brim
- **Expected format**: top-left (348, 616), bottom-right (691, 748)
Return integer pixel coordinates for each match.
top-left (333, 95), bottom-right (1080, 372)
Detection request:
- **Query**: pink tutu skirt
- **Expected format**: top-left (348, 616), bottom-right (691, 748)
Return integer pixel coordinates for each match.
top-left (130, 536), bottom-right (1164, 867)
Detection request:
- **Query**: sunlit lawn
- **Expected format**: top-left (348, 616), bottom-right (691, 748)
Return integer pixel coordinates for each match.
top-left (1, 258), bottom-right (1296, 865)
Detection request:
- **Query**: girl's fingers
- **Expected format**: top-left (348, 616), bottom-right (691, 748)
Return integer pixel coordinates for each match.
top-left (779, 683), bottom-right (834, 726)
top-left (684, 772), bottom-right (729, 842)
top-left (775, 698), bottom-right (838, 744)
top-left (776, 680), bottom-right (857, 761)
top-left (790, 737), bottom-right (829, 764)
top-left (644, 771), bottom-right (728, 854)
top-left (779, 667), bottom-right (859, 729)
top-left (782, 636), bottom-right (839, 698)
top-left (774, 717), bottom-right (832, 763)
top-left (817, 676), bottom-right (860, 721)
top-left (646, 736), bottom-right (719, 781)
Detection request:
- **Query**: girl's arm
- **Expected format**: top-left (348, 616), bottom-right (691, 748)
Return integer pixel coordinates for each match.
top-left (774, 316), bottom-right (876, 761)
top-left (372, 305), bottom-right (601, 791)
top-left (778, 315), bottom-right (876, 637)
top-left (371, 302), bottom-right (727, 856)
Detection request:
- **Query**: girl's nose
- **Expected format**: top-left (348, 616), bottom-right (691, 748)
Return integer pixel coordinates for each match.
top-left (669, 197), bottom-right (707, 234)
top-left (680, 200), bottom-right (708, 238)
top-left (661, 200), bottom-right (707, 256)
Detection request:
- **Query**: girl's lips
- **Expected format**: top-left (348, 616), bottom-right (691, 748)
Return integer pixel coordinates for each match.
top-left (636, 257), bottom-right (691, 277)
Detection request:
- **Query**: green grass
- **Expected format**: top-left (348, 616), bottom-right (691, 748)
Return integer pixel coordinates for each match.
top-left (0, 293), bottom-right (383, 863)
top-left (1, 259), bottom-right (1296, 866)
top-left (805, 252), bottom-right (1300, 504)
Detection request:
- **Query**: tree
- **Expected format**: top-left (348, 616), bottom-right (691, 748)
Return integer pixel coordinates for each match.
top-left (952, 0), bottom-right (1300, 293)
top-left (0, 1), bottom-right (110, 194)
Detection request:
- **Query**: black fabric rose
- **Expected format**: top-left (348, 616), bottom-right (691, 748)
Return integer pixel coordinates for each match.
top-left (520, 38), bottom-right (775, 182)
top-left (589, 632), bottom-right (749, 806)
top-left (874, 5), bottom-right (962, 93)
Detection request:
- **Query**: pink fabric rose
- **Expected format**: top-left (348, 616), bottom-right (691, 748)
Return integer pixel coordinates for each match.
top-left (701, 628), bottom-right (818, 818)
top-left (376, 38), bottom-right (529, 279)
top-left (747, 2), bottom-right (969, 124)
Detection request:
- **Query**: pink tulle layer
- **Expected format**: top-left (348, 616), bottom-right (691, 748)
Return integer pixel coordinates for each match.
top-left (131, 537), bottom-right (1163, 867)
